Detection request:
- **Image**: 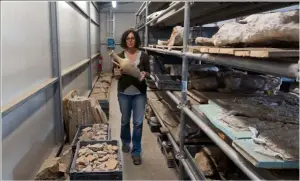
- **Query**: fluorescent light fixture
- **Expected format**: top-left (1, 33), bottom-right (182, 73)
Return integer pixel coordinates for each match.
top-left (112, 1), bottom-right (117, 8)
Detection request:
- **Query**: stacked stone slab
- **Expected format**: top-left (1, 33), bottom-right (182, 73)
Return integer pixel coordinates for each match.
top-left (90, 73), bottom-right (113, 101)
top-left (63, 90), bottom-right (79, 142)
top-left (68, 96), bottom-right (92, 142)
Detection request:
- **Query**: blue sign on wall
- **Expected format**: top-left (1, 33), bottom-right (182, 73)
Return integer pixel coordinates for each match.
top-left (107, 38), bottom-right (115, 49)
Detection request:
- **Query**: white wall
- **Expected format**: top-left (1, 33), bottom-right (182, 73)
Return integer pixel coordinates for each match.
top-left (1, 2), bottom-right (56, 179)
top-left (90, 3), bottom-right (100, 23)
top-left (91, 23), bottom-right (100, 54)
top-left (2, 2), bottom-right (52, 106)
top-left (1, 1), bottom-right (100, 179)
top-left (58, 2), bottom-right (88, 70)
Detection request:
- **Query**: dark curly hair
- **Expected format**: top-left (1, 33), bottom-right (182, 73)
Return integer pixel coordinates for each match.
top-left (120, 29), bottom-right (141, 49)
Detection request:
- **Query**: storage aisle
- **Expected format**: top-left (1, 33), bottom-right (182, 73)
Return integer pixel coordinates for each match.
top-left (109, 79), bottom-right (177, 180)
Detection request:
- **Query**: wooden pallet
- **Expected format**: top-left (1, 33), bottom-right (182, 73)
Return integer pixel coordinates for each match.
top-left (188, 46), bottom-right (299, 58)
top-left (149, 44), bottom-right (183, 50)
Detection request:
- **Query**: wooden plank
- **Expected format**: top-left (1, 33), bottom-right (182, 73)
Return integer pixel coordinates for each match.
top-left (147, 90), bottom-right (160, 100)
top-left (233, 139), bottom-right (299, 169)
top-left (188, 46), bottom-right (201, 53)
top-left (234, 50), bottom-right (251, 57)
top-left (219, 48), bottom-right (235, 55)
top-left (250, 49), bottom-right (299, 58)
top-left (173, 91), bottom-right (199, 106)
top-left (200, 46), bottom-right (210, 53)
top-left (154, 91), bottom-right (179, 112)
top-left (156, 45), bottom-right (183, 50)
top-left (187, 91), bottom-right (207, 104)
top-left (148, 99), bottom-right (179, 128)
top-left (188, 46), bottom-right (299, 58)
top-left (208, 47), bottom-right (220, 54)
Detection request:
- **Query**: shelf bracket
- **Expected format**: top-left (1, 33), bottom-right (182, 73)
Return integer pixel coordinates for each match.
top-left (177, 102), bottom-right (188, 109)
top-left (175, 151), bottom-right (187, 160)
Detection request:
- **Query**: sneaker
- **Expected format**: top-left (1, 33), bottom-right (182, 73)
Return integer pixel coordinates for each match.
top-left (122, 144), bottom-right (130, 153)
top-left (132, 155), bottom-right (142, 165)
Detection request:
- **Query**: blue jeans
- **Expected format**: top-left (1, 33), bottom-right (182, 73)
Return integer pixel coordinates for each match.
top-left (118, 92), bottom-right (147, 156)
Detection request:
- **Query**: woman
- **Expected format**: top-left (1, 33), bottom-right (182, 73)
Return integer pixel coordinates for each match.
top-left (112, 29), bottom-right (150, 165)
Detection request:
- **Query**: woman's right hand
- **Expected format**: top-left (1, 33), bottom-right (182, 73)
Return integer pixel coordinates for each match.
top-left (114, 68), bottom-right (122, 80)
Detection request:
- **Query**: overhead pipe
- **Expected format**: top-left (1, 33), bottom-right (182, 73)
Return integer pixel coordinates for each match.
top-left (166, 91), bottom-right (265, 181)
top-left (143, 47), bottom-right (298, 79)
top-left (185, 52), bottom-right (299, 78)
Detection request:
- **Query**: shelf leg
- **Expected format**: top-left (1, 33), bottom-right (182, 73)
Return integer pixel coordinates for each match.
top-left (179, 2), bottom-right (191, 180)
top-left (145, 1), bottom-right (149, 46)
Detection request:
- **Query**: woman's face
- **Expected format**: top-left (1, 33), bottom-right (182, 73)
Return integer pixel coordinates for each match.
top-left (126, 32), bottom-right (135, 48)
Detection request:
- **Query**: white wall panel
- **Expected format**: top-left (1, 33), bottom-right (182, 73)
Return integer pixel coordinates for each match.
top-left (115, 13), bottom-right (136, 43)
top-left (2, 87), bottom-right (56, 180)
top-left (91, 23), bottom-right (100, 54)
top-left (2, 2), bottom-right (52, 105)
top-left (91, 58), bottom-right (99, 78)
top-left (90, 3), bottom-right (99, 23)
top-left (58, 2), bottom-right (88, 70)
top-left (74, 1), bottom-right (88, 14)
top-left (62, 66), bottom-right (89, 96)
top-left (100, 13), bottom-right (107, 44)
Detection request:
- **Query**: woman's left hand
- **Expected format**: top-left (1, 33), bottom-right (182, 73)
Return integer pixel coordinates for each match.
top-left (139, 71), bottom-right (148, 81)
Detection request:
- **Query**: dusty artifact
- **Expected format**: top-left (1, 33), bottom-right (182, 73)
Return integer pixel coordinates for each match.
top-left (157, 26), bottom-right (184, 50)
top-left (63, 90), bottom-right (78, 142)
top-left (216, 93), bottom-right (299, 161)
top-left (78, 124), bottom-right (108, 141)
top-left (195, 37), bottom-right (214, 46)
top-left (194, 146), bottom-right (228, 176)
top-left (191, 77), bottom-right (218, 91)
top-left (109, 50), bottom-right (141, 79)
top-left (90, 92), bottom-right (108, 100)
top-left (217, 71), bottom-right (281, 94)
top-left (167, 26), bottom-right (184, 50)
top-left (90, 99), bottom-right (108, 124)
top-left (75, 143), bottom-right (120, 172)
top-left (35, 157), bottom-right (66, 180)
top-left (68, 96), bottom-right (92, 141)
top-left (195, 10), bottom-right (299, 47)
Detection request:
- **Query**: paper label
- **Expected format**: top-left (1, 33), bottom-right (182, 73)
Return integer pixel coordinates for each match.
top-left (182, 81), bottom-right (187, 92)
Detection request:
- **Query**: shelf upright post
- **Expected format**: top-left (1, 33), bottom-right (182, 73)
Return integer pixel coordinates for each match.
top-left (49, 2), bottom-right (64, 144)
top-left (87, 2), bottom-right (92, 90)
top-left (145, 1), bottom-right (149, 46)
top-left (179, 1), bottom-right (190, 180)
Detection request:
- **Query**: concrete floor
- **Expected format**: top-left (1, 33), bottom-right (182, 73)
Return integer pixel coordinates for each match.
top-left (109, 79), bottom-right (178, 180)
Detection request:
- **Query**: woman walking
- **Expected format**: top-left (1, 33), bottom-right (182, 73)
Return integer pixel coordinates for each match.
top-left (112, 29), bottom-right (150, 165)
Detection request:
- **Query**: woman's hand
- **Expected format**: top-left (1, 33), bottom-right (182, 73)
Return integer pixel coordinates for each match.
top-left (114, 68), bottom-right (122, 80)
top-left (139, 71), bottom-right (149, 81)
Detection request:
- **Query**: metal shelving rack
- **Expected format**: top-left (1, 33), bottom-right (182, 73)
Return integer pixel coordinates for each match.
top-left (135, 1), bottom-right (299, 180)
